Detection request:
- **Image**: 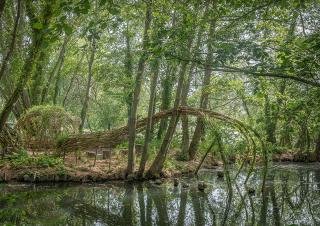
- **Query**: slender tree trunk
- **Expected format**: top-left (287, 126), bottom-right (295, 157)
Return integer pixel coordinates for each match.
top-left (62, 52), bottom-right (85, 107)
top-left (124, 21), bottom-right (133, 121)
top-left (40, 35), bottom-right (69, 104)
top-left (157, 65), bottom-right (175, 139)
top-left (264, 94), bottom-right (277, 144)
top-left (138, 58), bottom-right (160, 177)
top-left (156, 12), bottom-right (177, 140)
top-left (188, 17), bottom-right (216, 160)
top-left (280, 117), bottom-right (292, 148)
top-left (295, 119), bottom-right (309, 151)
top-left (264, 81), bottom-right (286, 145)
top-left (126, 3), bottom-right (152, 175)
top-left (180, 9), bottom-right (207, 160)
top-left (263, 14), bottom-right (296, 146)
top-left (79, 39), bottom-right (96, 133)
top-left (239, 92), bottom-right (251, 119)
top-left (53, 35), bottom-right (69, 105)
top-left (0, 0), bottom-right (21, 81)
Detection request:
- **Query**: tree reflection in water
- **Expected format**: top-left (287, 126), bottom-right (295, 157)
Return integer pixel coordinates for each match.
top-left (1, 163), bottom-right (320, 225)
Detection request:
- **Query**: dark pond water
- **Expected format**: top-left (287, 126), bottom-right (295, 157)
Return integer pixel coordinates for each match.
top-left (1, 163), bottom-right (320, 226)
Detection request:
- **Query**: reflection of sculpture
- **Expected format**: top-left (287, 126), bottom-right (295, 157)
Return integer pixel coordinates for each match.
top-left (1, 164), bottom-right (320, 225)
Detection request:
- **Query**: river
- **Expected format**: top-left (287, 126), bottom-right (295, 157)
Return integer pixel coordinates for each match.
top-left (1, 163), bottom-right (320, 225)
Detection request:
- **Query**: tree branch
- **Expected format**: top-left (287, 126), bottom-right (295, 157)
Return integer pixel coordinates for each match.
top-left (164, 54), bottom-right (320, 87)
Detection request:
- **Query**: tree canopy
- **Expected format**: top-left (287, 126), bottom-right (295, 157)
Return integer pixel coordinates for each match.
top-left (0, 0), bottom-right (319, 177)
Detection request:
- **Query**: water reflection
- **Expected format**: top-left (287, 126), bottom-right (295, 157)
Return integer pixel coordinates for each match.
top-left (1, 163), bottom-right (320, 225)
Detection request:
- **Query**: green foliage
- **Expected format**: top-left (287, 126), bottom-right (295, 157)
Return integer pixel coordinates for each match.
top-left (0, 0), bottom-right (319, 174)
top-left (55, 132), bottom-right (70, 147)
top-left (3, 150), bottom-right (65, 169)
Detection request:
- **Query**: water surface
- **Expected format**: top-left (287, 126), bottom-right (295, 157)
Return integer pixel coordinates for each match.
top-left (1, 163), bottom-right (320, 225)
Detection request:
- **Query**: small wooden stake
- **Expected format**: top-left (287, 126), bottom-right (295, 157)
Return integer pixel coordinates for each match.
top-left (93, 147), bottom-right (98, 167)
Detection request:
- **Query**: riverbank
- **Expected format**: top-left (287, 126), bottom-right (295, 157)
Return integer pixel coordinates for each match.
top-left (272, 150), bottom-right (319, 162)
top-left (0, 149), bottom-right (223, 183)
top-left (0, 149), bottom-right (318, 183)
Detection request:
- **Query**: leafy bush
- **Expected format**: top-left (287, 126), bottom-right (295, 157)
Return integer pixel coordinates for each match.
top-left (4, 149), bottom-right (65, 169)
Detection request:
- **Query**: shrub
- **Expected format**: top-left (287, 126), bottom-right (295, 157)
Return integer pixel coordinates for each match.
top-left (5, 149), bottom-right (65, 169)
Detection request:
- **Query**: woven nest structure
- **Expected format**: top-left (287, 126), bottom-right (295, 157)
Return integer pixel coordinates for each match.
top-left (0, 124), bottom-right (22, 154)
top-left (59, 106), bottom-right (264, 157)
top-left (16, 105), bottom-right (80, 152)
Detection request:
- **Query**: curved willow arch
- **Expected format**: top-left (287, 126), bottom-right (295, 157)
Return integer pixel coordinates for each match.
top-left (60, 107), bottom-right (266, 152)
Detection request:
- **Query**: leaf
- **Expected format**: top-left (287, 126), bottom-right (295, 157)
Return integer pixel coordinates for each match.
top-left (32, 22), bottom-right (43, 30)
top-left (99, 0), bottom-right (107, 6)
top-left (63, 24), bottom-right (73, 35)
top-left (74, 0), bottom-right (91, 14)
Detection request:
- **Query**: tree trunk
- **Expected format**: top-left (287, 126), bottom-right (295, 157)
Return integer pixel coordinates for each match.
top-left (124, 21), bottom-right (133, 121)
top-left (21, 89), bottom-right (31, 109)
top-left (264, 81), bottom-right (286, 146)
top-left (263, 14), bottom-right (296, 146)
top-left (138, 58), bottom-right (160, 177)
top-left (157, 64), bottom-right (175, 139)
top-left (146, 32), bottom-right (195, 177)
top-left (240, 92), bottom-right (251, 119)
top-left (62, 52), bottom-right (85, 107)
top-left (188, 17), bottom-right (216, 160)
top-left (180, 9), bottom-right (207, 160)
top-left (53, 35), bottom-right (69, 105)
top-left (126, 3), bottom-right (152, 175)
top-left (79, 39), bottom-right (96, 133)
top-left (0, 0), bottom-right (53, 132)
top-left (0, 0), bottom-right (21, 81)
top-left (295, 119), bottom-right (309, 151)
top-left (29, 50), bottom-right (49, 105)
top-left (279, 117), bottom-right (292, 148)
top-left (264, 94), bottom-right (277, 145)
top-left (40, 35), bottom-right (69, 104)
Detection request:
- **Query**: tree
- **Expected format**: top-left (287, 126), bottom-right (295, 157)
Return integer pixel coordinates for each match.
top-left (188, 2), bottom-right (217, 160)
top-left (0, 0), bottom-right (56, 132)
top-left (127, 2), bottom-right (152, 175)
top-left (79, 38), bottom-right (96, 133)
top-left (0, 0), bottom-right (21, 81)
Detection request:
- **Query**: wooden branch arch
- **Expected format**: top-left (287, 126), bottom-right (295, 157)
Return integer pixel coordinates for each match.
top-left (59, 106), bottom-right (266, 159)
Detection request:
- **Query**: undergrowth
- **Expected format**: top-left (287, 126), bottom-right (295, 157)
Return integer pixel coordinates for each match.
top-left (1, 150), bottom-right (65, 170)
